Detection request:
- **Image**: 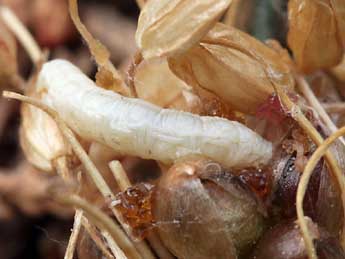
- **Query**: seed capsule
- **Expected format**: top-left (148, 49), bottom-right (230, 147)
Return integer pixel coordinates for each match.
top-left (152, 159), bottom-right (265, 259)
top-left (287, 0), bottom-right (345, 73)
top-left (168, 23), bottom-right (295, 114)
top-left (252, 218), bottom-right (345, 259)
top-left (136, 0), bottom-right (232, 59)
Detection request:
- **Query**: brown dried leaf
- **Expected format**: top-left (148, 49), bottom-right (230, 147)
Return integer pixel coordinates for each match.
top-left (287, 0), bottom-right (344, 73)
top-left (169, 23), bottom-right (295, 114)
top-left (136, 0), bottom-right (232, 59)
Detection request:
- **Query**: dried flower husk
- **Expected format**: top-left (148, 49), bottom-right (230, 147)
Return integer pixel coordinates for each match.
top-left (132, 57), bottom-right (200, 112)
top-left (252, 218), bottom-right (320, 259)
top-left (135, 0), bottom-right (232, 59)
top-left (168, 23), bottom-right (295, 114)
top-left (0, 18), bottom-right (18, 89)
top-left (287, 0), bottom-right (344, 73)
top-left (130, 54), bottom-right (239, 119)
top-left (152, 159), bottom-right (265, 258)
top-left (20, 76), bottom-right (73, 172)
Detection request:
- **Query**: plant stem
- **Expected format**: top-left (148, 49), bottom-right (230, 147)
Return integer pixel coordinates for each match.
top-left (0, 6), bottom-right (42, 63)
top-left (297, 126), bottom-right (345, 258)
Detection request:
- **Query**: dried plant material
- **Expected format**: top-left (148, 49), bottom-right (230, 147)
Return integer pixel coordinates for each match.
top-left (31, 0), bottom-right (76, 48)
top-left (68, 0), bottom-right (130, 96)
top-left (81, 143), bottom-right (121, 204)
top-left (169, 23), bottom-right (295, 114)
top-left (287, 0), bottom-right (344, 73)
top-left (4, 90), bottom-right (155, 259)
top-left (55, 194), bottom-right (142, 259)
top-left (82, 4), bottom-right (137, 64)
top-left (252, 218), bottom-right (320, 259)
top-left (297, 126), bottom-right (345, 257)
top-left (0, 6), bottom-right (42, 64)
top-left (79, 218), bottom-right (115, 259)
top-left (152, 159), bottom-right (265, 258)
top-left (1, 0), bottom-right (31, 24)
top-left (20, 70), bottom-right (73, 172)
top-left (295, 75), bottom-right (344, 145)
top-left (132, 57), bottom-right (202, 112)
top-left (331, 55), bottom-right (345, 82)
top-left (64, 210), bottom-right (83, 259)
top-left (330, 0), bottom-right (345, 48)
top-left (129, 54), bottom-right (236, 118)
top-left (136, 0), bottom-right (145, 9)
top-left (136, 0), bottom-right (232, 59)
top-left (223, 0), bottom-right (254, 31)
top-left (0, 16), bottom-right (18, 89)
top-left (35, 60), bottom-right (272, 168)
top-left (0, 161), bottom-right (72, 216)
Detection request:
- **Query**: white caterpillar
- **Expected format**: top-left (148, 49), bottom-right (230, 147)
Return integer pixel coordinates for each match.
top-left (36, 60), bottom-right (272, 168)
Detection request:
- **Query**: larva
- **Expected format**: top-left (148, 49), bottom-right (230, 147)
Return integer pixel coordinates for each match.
top-left (36, 59), bottom-right (272, 168)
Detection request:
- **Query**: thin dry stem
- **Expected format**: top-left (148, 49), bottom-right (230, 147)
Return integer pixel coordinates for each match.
top-left (102, 230), bottom-right (128, 259)
top-left (272, 82), bottom-right (345, 249)
top-left (274, 85), bottom-right (343, 186)
top-left (109, 160), bottom-right (174, 259)
top-left (3, 91), bottom-right (155, 259)
top-left (296, 75), bottom-right (345, 145)
top-left (55, 194), bottom-right (141, 259)
top-left (64, 210), bottom-right (83, 259)
top-left (109, 160), bottom-right (131, 190)
top-left (68, 0), bottom-right (131, 97)
top-left (323, 102), bottom-right (345, 114)
top-left (53, 156), bottom-right (72, 181)
top-left (297, 126), bottom-right (345, 259)
top-left (0, 6), bottom-right (42, 63)
top-left (82, 217), bottom-right (116, 259)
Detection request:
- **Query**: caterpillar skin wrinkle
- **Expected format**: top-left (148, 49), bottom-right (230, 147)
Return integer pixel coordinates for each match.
top-left (37, 59), bottom-right (272, 168)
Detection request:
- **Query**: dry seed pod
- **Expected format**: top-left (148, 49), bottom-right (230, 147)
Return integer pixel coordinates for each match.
top-left (252, 218), bottom-right (345, 259)
top-left (131, 55), bottom-right (238, 119)
top-left (287, 0), bottom-right (344, 73)
top-left (152, 159), bottom-right (265, 259)
top-left (20, 77), bottom-right (73, 172)
top-left (135, 0), bottom-right (232, 59)
top-left (252, 218), bottom-right (320, 259)
top-left (0, 18), bottom-right (18, 89)
top-left (132, 57), bottom-right (200, 112)
top-left (169, 23), bottom-right (295, 114)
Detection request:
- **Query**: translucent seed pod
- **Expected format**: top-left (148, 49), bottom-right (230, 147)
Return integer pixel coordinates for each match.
top-left (169, 23), bottom-right (295, 114)
top-left (136, 0), bottom-right (232, 59)
top-left (152, 159), bottom-right (265, 259)
top-left (287, 0), bottom-right (344, 73)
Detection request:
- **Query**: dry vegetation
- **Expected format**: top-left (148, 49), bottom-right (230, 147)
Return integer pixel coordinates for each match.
top-left (0, 0), bottom-right (345, 259)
